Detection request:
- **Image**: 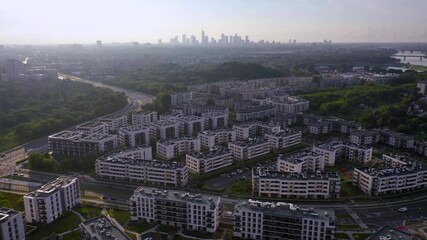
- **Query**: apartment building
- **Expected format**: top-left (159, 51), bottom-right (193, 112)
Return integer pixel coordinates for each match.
top-left (76, 121), bottom-right (108, 135)
top-left (233, 199), bottom-right (335, 240)
top-left (159, 112), bottom-right (183, 121)
top-left (202, 112), bottom-right (228, 130)
top-left (170, 92), bottom-right (192, 106)
top-left (233, 122), bottom-right (281, 141)
top-left (117, 125), bottom-right (150, 147)
top-left (186, 147), bottom-right (233, 174)
top-left (271, 95), bottom-right (310, 114)
top-left (149, 120), bottom-right (180, 140)
top-left (156, 137), bottom-right (200, 160)
top-left (252, 168), bottom-right (340, 199)
top-left (265, 128), bottom-right (302, 149)
top-left (80, 216), bottom-right (131, 240)
top-left (131, 111), bottom-right (158, 126)
top-left (48, 131), bottom-right (118, 157)
top-left (98, 114), bottom-right (128, 131)
top-left (236, 105), bottom-right (275, 122)
top-left (379, 130), bottom-right (414, 149)
top-left (307, 121), bottom-right (333, 135)
top-left (198, 129), bottom-right (236, 149)
top-left (107, 146), bottom-right (152, 160)
top-left (0, 208), bottom-right (25, 240)
top-left (349, 130), bottom-right (380, 145)
top-left (177, 115), bottom-right (205, 136)
top-left (352, 162), bottom-right (427, 196)
top-left (228, 139), bottom-right (271, 161)
top-left (270, 114), bottom-right (298, 128)
top-left (313, 141), bottom-right (373, 166)
top-left (96, 155), bottom-right (188, 187)
top-left (277, 150), bottom-right (324, 173)
top-left (130, 187), bottom-right (222, 233)
top-left (24, 177), bottom-right (80, 224)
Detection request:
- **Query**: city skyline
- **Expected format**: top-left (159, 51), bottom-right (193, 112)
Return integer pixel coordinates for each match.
top-left (1, 0), bottom-right (427, 45)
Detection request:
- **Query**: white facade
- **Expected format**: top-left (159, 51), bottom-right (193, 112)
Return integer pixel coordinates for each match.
top-left (149, 120), bottom-right (180, 140)
top-left (202, 112), bottom-right (228, 130)
top-left (156, 137), bottom-right (200, 160)
top-left (313, 141), bottom-right (373, 166)
top-left (252, 168), bottom-right (340, 199)
top-left (24, 177), bottom-right (79, 224)
top-left (111, 146), bottom-right (153, 160)
top-left (99, 114), bottom-right (128, 131)
top-left (233, 199), bottom-right (335, 240)
top-left (236, 105), bottom-right (275, 122)
top-left (265, 128), bottom-right (302, 149)
top-left (132, 111), bottom-right (158, 126)
top-left (198, 129), bottom-right (236, 149)
top-left (228, 139), bottom-right (270, 161)
top-left (233, 122), bottom-right (281, 141)
top-left (118, 125), bottom-right (150, 147)
top-left (271, 96), bottom-right (310, 114)
top-left (0, 208), bottom-right (25, 240)
top-left (349, 130), bottom-right (379, 145)
top-left (417, 81), bottom-right (427, 95)
top-left (277, 150), bottom-right (324, 173)
top-left (177, 115), bottom-right (205, 136)
top-left (130, 187), bottom-right (222, 233)
top-left (96, 155), bottom-right (188, 187)
top-left (186, 148), bottom-right (233, 174)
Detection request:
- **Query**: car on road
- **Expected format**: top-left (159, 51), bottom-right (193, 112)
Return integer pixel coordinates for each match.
top-left (398, 207), bottom-right (408, 212)
top-left (231, 171), bottom-right (237, 176)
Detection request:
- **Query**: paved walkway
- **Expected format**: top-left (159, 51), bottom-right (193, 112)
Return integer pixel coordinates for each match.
top-left (70, 209), bottom-right (86, 221)
top-left (343, 206), bottom-right (369, 229)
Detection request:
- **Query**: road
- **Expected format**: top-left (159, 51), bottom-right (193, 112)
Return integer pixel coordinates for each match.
top-left (14, 74), bottom-right (154, 155)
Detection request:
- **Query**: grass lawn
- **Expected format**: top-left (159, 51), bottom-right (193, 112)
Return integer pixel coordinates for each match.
top-left (353, 233), bottom-right (372, 240)
top-left (74, 205), bottom-right (102, 220)
top-left (0, 191), bottom-right (24, 211)
top-left (335, 232), bottom-right (351, 239)
top-left (157, 225), bottom-right (179, 234)
top-left (27, 211), bottom-right (81, 240)
top-left (126, 232), bottom-right (137, 240)
top-left (108, 208), bottom-right (131, 225)
top-left (226, 179), bottom-right (252, 196)
top-left (182, 229), bottom-right (214, 239)
top-left (340, 182), bottom-right (366, 197)
top-left (125, 221), bottom-right (155, 233)
top-left (336, 224), bottom-right (362, 231)
top-left (62, 230), bottom-right (80, 240)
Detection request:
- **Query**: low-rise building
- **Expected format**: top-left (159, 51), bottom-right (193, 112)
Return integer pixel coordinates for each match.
top-left (117, 125), bottom-right (150, 147)
top-left (233, 199), bottom-right (335, 240)
top-left (277, 150), bottom-right (324, 173)
top-left (307, 121), bottom-right (333, 135)
top-left (156, 137), bottom-right (200, 160)
top-left (149, 120), bottom-right (180, 140)
top-left (379, 129), bottom-right (414, 149)
top-left (270, 114), bottom-right (298, 128)
top-left (370, 226), bottom-right (417, 240)
top-left (228, 138), bottom-right (270, 161)
top-left (202, 112), bottom-right (228, 130)
top-left (349, 130), bottom-right (380, 145)
top-left (80, 216), bottom-right (131, 240)
top-left (131, 111), bottom-right (157, 126)
top-left (24, 177), bottom-right (80, 224)
top-left (313, 141), bottom-right (373, 166)
top-left (0, 208), bottom-right (25, 240)
top-left (271, 95), bottom-right (310, 114)
top-left (236, 105), bottom-right (275, 122)
top-left (265, 128), bottom-right (302, 149)
top-left (353, 162), bottom-right (427, 196)
top-left (186, 147), bottom-right (233, 174)
top-left (106, 146), bottom-right (152, 160)
top-left (130, 187), bottom-right (222, 233)
top-left (252, 168), bottom-right (340, 199)
top-left (96, 155), bottom-right (188, 187)
top-left (198, 129), bottom-right (236, 149)
top-left (177, 115), bottom-right (205, 136)
top-left (233, 122), bottom-right (281, 140)
top-left (98, 114), bottom-right (128, 132)
top-left (159, 111), bottom-right (183, 121)
top-left (76, 121), bottom-right (108, 135)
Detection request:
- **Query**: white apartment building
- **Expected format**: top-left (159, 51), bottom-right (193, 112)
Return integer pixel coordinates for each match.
top-left (352, 163), bottom-right (427, 196)
top-left (265, 128), bottom-right (302, 149)
top-left (108, 146), bottom-right (153, 160)
top-left (307, 122), bottom-right (333, 135)
top-left (233, 199), bottom-right (335, 240)
top-left (99, 114), bottom-right (128, 131)
top-left (417, 81), bottom-right (427, 95)
top-left (96, 155), bottom-right (188, 187)
top-left (170, 92), bottom-right (192, 106)
top-left (252, 168), bottom-right (341, 199)
top-left (159, 112), bottom-right (183, 121)
top-left (24, 177), bottom-right (80, 224)
top-left (0, 208), bottom-right (25, 240)
top-left (130, 187), bottom-right (222, 233)
top-left (228, 139), bottom-right (271, 161)
top-left (236, 105), bottom-right (275, 122)
top-left (149, 120), bottom-right (180, 140)
top-left (156, 137), bottom-right (200, 160)
top-left (379, 130), bottom-right (414, 149)
top-left (198, 129), bottom-right (236, 149)
top-left (313, 141), bottom-right (373, 166)
top-left (202, 112), bottom-right (228, 130)
top-left (131, 111), bottom-right (158, 126)
top-left (271, 95), bottom-right (310, 114)
top-left (76, 121), bottom-right (108, 135)
top-left (277, 150), bottom-right (325, 173)
top-left (186, 147), bottom-right (233, 174)
top-left (349, 130), bottom-right (380, 145)
top-left (117, 125), bottom-right (150, 147)
top-left (233, 122), bottom-right (281, 141)
top-left (177, 115), bottom-right (205, 136)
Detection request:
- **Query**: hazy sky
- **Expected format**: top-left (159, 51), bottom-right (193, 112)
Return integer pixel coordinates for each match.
top-left (1, 0), bottom-right (427, 44)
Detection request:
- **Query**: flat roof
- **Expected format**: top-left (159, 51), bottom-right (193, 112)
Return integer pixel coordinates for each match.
top-left (97, 156), bottom-right (186, 170)
top-left (81, 216), bottom-right (131, 240)
top-left (26, 177), bottom-right (77, 198)
top-left (0, 208), bottom-right (21, 222)
top-left (254, 167), bottom-right (339, 181)
top-left (369, 226), bottom-right (417, 240)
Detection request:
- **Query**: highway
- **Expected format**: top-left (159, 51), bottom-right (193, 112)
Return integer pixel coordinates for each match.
top-left (13, 74), bottom-right (154, 155)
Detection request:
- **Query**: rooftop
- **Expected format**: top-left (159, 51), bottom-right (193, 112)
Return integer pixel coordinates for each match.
top-left (158, 137), bottom-right (198, 146)
top-left (315, 140), bottom-right (371, 151)
top-left (265, 128), bottom-right (301, 137)
top-left (76, 121), bottom-right (106, 129)
top-left (26, 177), bottom-right (78, 198)
top-left (254, 167), bottom-right (339, 181)
top-left (370, 226), bottom-right (417, 240)
top-left (199, 129), bottom-right (234, 136)
top-left (356, 163), bottom-right (426, 178)
top-left (49, 130), bottom-right (83, 140)
top-left (80, 216), bottom-right (131, 240)
top-left (118, 125), bottom-right (149, 132)
top-left (236, 105), bottom-right (275, 113)
top-left (278, 150), bottom-right (320, 164)
top-left (99, 114), bottom-right (126, 121)
top-left (97, 156), bottom-right (186, 170)
top-left (187, 147), bottom-right (232, 159)
top-left (0, 208), bottom-right (21, 223)
top-left (229, 138), bottom-right (269, 147)
top-left (150, 120), bottom-right (179, 127)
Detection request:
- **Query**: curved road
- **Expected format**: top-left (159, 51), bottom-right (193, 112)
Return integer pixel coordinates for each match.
top-left (22, 74), bottom-right (154, 154)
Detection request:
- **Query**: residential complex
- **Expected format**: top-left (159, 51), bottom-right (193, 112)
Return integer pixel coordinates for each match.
top-left (265, 128), bottom-right (302, 149)
top-left (98, 114), bottom-right (128, 131)
top-left (156, 137), bottom-right (200, 160)
top-left (0, 208), bottom-right (25, 240)
top-left (252, 168), bottom-right (341, 199)
top-left (24, 177), bottom-right (80, 224)
top-left (236, 105), bottom-right (275, 122)
top-left (79, 216), bottom-right (131, 240)
top-left (131, 111), bottom-right (158, 126)
top-left (117, 125), bottom-right (150, 147)
top-left (95, 154), bottom-right (188, 187)
top-left (233, 122), bottom-right (280, 140)
top-left (233, 199), bottom-right (335, 240)
top-left (277, 150), bottom-right (324, 173)
top-left (177, 115), bottom-right (205, 136)
top-left (228, 138), bottom-right (271, 161)
top-left (202, 112), bottom-right (228, 130)
top-left (313, 141), bottom-right (373, 166)
top-left (271, 95), bottom-right (310, 114)
top-left (186, 147), bottom-right (233, 174)
top-left (149, 120), bottom-right (180, 140)
top-left (198, 129), bottom-right (236, 149)
top-left (130, 187), bottom-right (222, 233)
